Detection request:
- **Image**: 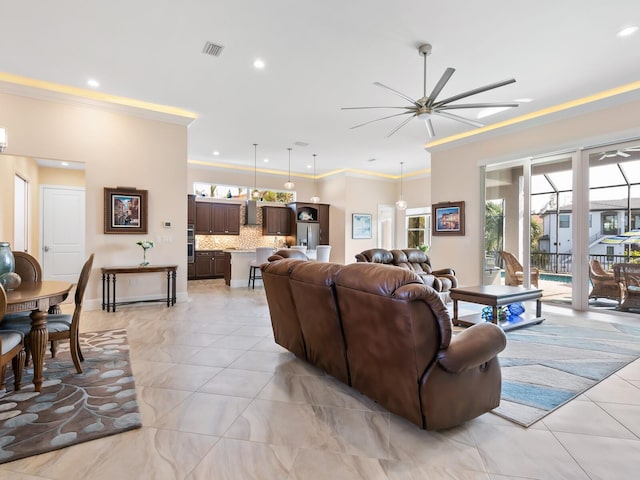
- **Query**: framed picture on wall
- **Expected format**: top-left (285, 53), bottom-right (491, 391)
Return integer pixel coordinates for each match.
top-left (352, 213), bottom-right (372, 239)
top-left (432, 201), bottom-right (465, 236)
top-left (104, 187), bottom-right (148, 234)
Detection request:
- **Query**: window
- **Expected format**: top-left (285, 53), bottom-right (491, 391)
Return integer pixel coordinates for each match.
top-left (559, 214), bottom-right (570, 228)
top-left (407, 214), bottom-right (430, 248)
top-left (602, 213), bottom-right (619, 235)
top-left (193, 182), bottom-right (295, 203)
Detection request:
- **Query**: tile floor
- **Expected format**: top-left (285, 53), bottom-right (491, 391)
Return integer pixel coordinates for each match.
top-left (1, 279), bottom-right (639, 479)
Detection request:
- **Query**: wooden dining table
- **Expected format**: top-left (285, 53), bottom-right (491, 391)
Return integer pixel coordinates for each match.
top-left (4, 280), bottom-right (73, 392)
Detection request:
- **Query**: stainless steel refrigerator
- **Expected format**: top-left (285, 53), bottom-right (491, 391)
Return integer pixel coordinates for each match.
top-left (297, 223), bottom-right (320, 250)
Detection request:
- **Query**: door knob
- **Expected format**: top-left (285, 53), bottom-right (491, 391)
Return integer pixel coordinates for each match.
top-left (44, 246), bottom-right (50, 252)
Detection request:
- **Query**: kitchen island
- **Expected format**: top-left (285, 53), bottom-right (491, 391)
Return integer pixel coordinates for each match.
top-left (224, 248), bottom-right (317, 287)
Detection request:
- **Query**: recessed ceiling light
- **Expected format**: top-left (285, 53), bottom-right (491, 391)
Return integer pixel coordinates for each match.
top-left (253, 59), bottom-right (265, 69)
top-left (307, 164), bottom-right (312, 169)
top-left (617, 25), bottom-right (639, 37)
top-left (514, 98), bottom-right (533, 103)
top-left (87, 79), bottom-right (99, 88)
top-left (61, 161), bottom-right (69, 166)
top-left (263, 158), bottom-right (269, 163)
top-left (212, 150), bottom-right (220, 156)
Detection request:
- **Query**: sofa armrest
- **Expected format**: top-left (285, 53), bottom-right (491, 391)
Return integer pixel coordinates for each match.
top-left (432, 268), bottom-right (456, 277)
top-left (436, 323), bottom-right (506, 374)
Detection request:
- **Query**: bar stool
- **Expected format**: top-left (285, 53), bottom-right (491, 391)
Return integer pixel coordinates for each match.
top-left (248, 247), bottom-right (274, 289)
top-left (316, 245), bottom-right (331, 262)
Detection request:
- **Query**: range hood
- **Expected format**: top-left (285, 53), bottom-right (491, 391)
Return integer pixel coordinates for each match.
top-left (245, 200), bottom-right (259, 225)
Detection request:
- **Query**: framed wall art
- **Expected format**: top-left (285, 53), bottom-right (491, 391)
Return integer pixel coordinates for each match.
top-left (104, 187), bottom-right (148, 234)
top-left (352, 213), bottom-right (372, 239)
top-left (432, 201), bottom-right (465, 236)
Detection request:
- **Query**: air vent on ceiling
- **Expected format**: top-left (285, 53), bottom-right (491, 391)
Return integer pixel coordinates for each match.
top-left (202, 41), bottom-right (224, 57)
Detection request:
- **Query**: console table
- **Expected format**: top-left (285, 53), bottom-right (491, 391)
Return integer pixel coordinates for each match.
top-left (101, 265), bottom-right (177, 312)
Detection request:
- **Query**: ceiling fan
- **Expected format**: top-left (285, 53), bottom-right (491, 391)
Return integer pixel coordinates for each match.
top-left (598, 146), bottom-right (640, 161)
top-left (342, 43), bottom-right (518, 138)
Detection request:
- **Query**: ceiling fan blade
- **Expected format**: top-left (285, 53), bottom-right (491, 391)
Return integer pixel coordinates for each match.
top-left (598, 153), bottom-right (607, 161)
top-left (426, 68), bottom-right (455, 107)
top-left (433, 111), bottom-right (485, 128)
top-left (349, 111), bottom-right (414, 130)
top-left (436, 102), bottom-right (519, 110)
top-left (425, 118), bottom-right (435, 138)
top-left (373, 82), bottom-right (421, 107)
top-left (618, 151), bottom-right (631, 157)
top-left (341, 106), bottom-right (416, 110)
top-left (624, 146), bottom-right (640, 152)
top-left (433, 78), bottom-right (516, 108)
top-left (385, 114), bottom-right (417, 138)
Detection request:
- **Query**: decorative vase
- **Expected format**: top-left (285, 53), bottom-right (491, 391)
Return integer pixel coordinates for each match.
top-left (0, 271), bottom-right (22, 291)
top-left (140, 248), bottom-right (149, 267)
top-left (0, 241), bottom-right (15, 276)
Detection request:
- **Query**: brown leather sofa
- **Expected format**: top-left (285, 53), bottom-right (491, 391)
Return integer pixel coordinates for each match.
top-left (261, 259), bottom-right (507, 430)
top-left (355, 248), bottom-right (458, 302)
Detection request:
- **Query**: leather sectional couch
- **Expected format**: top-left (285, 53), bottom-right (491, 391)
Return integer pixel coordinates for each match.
top-left (355, 248), bottom-right (458, 302)
top-left (261, 258), bottom-right (507, 430)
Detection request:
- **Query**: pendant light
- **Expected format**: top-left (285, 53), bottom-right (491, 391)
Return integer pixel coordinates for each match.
top-left (251, 143), bottom-right (260, 199)
top-left (310, 154), bottom-right (320, 203)
top-left (395, 161), bottom-right (407, 210)
top-left (284, 147), bottom-right (295, 190)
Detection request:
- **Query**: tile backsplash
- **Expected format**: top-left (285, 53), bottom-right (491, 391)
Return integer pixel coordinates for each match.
top-left (195, 204), bottom-right (289, 250)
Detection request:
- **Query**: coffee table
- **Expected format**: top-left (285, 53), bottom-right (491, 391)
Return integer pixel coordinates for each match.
top-left (450, 285), bottom-right (544, 332)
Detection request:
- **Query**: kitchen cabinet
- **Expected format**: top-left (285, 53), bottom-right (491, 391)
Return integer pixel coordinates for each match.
top-left (187, 262), bottom-right (195, 280)
top-left (195, 250), bottom-right (227, 279)
top-left (187, 194), bottom-right (196, 225)
top-left (262, 206), bottom-right (291, 236)
top-left (223, 252), bottom-right (231, 286)
top-left (195, 202), bottom-right (240, 235)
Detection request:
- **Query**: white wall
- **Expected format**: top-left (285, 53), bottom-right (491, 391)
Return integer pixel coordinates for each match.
top-left (0, 90), bottom-right (190, 308)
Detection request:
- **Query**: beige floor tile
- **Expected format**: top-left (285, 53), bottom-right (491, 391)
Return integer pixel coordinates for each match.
top-left (468, 423), bottom-right (589, 479)
top-left (289, 448), bottom-right (388, 480)
top-left (184, 346), bottom-right (246, 367)
top-left (211, 335), bottom-right (263, 350)
top-left (130, 343), bottom-right (202, 363)
top-left (199, 368), bottom-right (273, 397)
top-left (225, 398), bottom-right (390, 459)
top-left (4, 427), bottom-right (218, 480)
top-left (132, 359), bottom-right (222, 390)
top-left (137, 385), bottom-right (192, 426)
top-left (616, 358), bottom-right (640, 381)
top-left (157, 391), bottom-right (251, 436)
top-left (555, 431), bottom-right (640, 480)
top-left (597, 402), bottom-right (640, 437)
top-left (383, 460), bottom-right (492, 480)
top-left (582, 374), bottom-right (640, 405)
top-left (228, 350), bottom-right (298, 373)
top-left (541, 399), bottom-right (635, 438)
top-left (187, 438), bottom-right (296, 480)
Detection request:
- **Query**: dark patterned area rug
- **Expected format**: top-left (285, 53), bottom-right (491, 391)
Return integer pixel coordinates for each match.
top-left (493, 318), bottom-right (640, 427)
top-left (0, 329), bottom-right (141, 464)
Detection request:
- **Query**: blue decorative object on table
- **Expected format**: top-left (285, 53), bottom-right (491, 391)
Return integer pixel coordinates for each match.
top-left (481, 303), bottom-right (525, 323)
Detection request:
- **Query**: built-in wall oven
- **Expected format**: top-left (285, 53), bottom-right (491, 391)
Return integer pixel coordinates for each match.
top-left (187, 224), bottom-right (195, 264)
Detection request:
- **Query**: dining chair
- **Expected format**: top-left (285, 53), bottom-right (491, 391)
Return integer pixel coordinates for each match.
top-left (0, 254), bottom-right (94, 374)
top-left (290, 245), bottom-right (308, 253)
top-left (499, 251), bottom-right (539, 288)
top-left (0, 284), bottom-right (26, 392)
top-left (248, 248), bottom-right (274, 289)
top-left (13, 251), bottom-right (43, 282)
top-left (315, 245), bottom-right (331, 262)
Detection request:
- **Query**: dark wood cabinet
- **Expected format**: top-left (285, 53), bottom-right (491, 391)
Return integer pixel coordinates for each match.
top-left (262, 206), bottom-right (291, 236)
top-left (195, 202), bottom-right (240, 235)
top-left (195, 250), bottom-right (226, 278)
top-left (187, 194), bottom-right (196, 225)
top-left (223, 252), bottom-right (231, 286)
top-left (195, 251), bottom-right (215, 278)
top-left (187, 262), bottom-right (195, 280)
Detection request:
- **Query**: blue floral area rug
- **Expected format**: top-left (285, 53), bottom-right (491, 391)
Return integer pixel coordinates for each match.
top-left (493, 317), bottom-right (640, 427)
top-left (0, 329), bottom-right (141, 464)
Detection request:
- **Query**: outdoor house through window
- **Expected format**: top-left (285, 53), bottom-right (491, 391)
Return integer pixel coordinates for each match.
top-left (483, 139), bottom-right (640, 314)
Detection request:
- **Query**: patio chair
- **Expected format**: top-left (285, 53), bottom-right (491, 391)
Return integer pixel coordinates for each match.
top-left (588, 259), bottom-right (622, 305)
top-left (613, 263), bottom-right (640, 311)
top-left (499, 251), bottom-right (539, 288)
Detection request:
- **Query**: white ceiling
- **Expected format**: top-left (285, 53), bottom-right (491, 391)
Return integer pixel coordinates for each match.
top-left (1, 1), bottom-right (639, 176)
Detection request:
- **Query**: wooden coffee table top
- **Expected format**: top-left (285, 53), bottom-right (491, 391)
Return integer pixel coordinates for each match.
top-left (450, 285), bottom-right (542, 303)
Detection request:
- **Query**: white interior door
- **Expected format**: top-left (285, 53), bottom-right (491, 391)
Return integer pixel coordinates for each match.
top-left (41, 186), bottom-right (86, 282)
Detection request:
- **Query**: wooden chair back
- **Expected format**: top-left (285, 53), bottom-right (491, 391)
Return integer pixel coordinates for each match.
top-left (13, 252), bottom-right (42, 282)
